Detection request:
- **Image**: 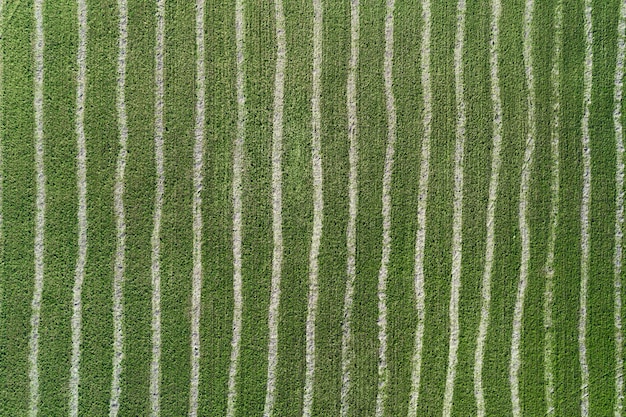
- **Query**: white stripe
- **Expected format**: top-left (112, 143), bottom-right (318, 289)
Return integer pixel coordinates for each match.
top-left (341, 0), bottom-right (359, 415)
top-left (407, 0), bottom-right (431, 414)
top-left (226, 0), bottom-right (246, 414)
top-left (580, 0), bottom-right (593, 415)
top-left (302, 0), bottom-right (323, 415)
top-left (189, 0), bottom-right (205, 415)
top-left (263, 1), bottom-right (285, 414)
top-left (70, 0), bottom-right (88, 415)
top-left (474, 0), bottom-right (503, 415)
top-left (29, 0), bottom-right (45, 414)
top-left (615, 2), bottom-right (626, 417)
top-left (442, 0), bottom-right (466, 415)
top-left (150, 1), bottom-right (165, 414)
top-left (109, 0), bottom-right (128, 414)
top-left (510, 1), bottom-right (536, 414)
top-left (375, 2), bottom-right (395, 416)
top-left (544, 1), bottom-right (562, 415)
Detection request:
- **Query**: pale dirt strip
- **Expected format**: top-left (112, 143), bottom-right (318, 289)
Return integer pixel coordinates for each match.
top-left (262, 0), bottom-right (285, 415)
top-left (580, 0), bottom-right (593, 414)
top-left (374, 1), bottom-right (396, 416)
top-left (70, 0), bottom-right (88, 415)
top-left (510, 0), bottom-right (536, 414)
top-left (150, 0), bottom-right (165, 415)
top-left (407, 0), bottom-right (431, 415)
top-left (302, 0), bottom-right (323, 414)
top-left (340, 0), bottom-right (359, 416)
top-left (188, 0), bottom-right (205, 415)
top-left (109, 0), bottom-right (128, 414)
top-left (442, 0), bottom-right (466, 415)
top-left (543, 1), bottom-right (562, 415)
top-left (615, 1), bottom-right (626, 415)
top-left (474, 0), bottom-right (503, 415)
top-left (226, 0), bottom-right (246, 414)
top-left (29, 0), bottom-right (45, 414)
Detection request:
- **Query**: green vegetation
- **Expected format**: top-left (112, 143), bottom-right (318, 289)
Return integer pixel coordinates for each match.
top-left (118, 1), bottom-right (155, 414)
top-left (199, 1), bottom-right (236, 415)
top-left (0, 1), bottom-right (34, 414)
top-left (237, 0), bottom-right (274, 414)
top-left (312, 1), bottom-right (350, 415)
top-left (275, 0), bottom-right (313, 414)
top-left (80, 0), bottom-right (117, 414)
top-left (387, 1), bottom-right (422, 415)
top-left (0, 1), bottom-right (624, 416)
top-left (554, 0), bottom-right (584, 414)
top-left (160, 1), bottom-right (195, 415)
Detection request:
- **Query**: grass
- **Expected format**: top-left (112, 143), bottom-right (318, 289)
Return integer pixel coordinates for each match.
top-left (351, 1), bottom-right (386, 415)
top-left (453, 1), bottom-right (492, 415)
top-left (118, 1), bottom-right (155, 413)
top-left (0, 1), bottom-right (34, 414)
top-left (237, 0), bottom-right (274, 414)
top-left (1, 1), bottom-right (625, 416)
top-left (79, 0), bottom-right (117, 414)
top-left (274, 0), bottom-right (313, 414)
top-left (312, 1), bottom-right (350, 415)
top-left (38, 0), bottom-right (80, 415)
top-left (160, 1), bottom-right (195, 414)
top-left (199, 1), bottom-right (236, 415)
top-left (387, 0), bottom-right (422, 415)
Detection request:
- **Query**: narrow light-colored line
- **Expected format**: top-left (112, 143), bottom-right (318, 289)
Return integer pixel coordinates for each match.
top-left (109, 0), bottom-right (128, 414)
top-left (615, 3), bottom-right (626, 417)
top-left (70, 0), bottom-right (88, 415)
top-left (150, 1), bottom-right (165, 415)
top-left (544, 1), bottom-right (562, 415)
top-left (29, 0), bottom-right (45, 414)
top-left (442, 1), bottom-right (466, 415)
top-left (226, 0), bottom-right (246, 414)
top-left (580, 1), bottom-right (593, 415)
top-left (510, 1), bottom-right (536, 415)
top-left (340, 1), bottom-right (359, 415)
top-left (188, 0), bottom-right (205, 415)
top-left (374, 2), bottom-right (395, 416)
top-left (302, 0), bottom-right (323, 415)
top-left (263, 1), bottom-right (285, 415)
top-left (407, 0), bottom-right (431, 415)
top-left (474, 0), bottom-right (503, 415)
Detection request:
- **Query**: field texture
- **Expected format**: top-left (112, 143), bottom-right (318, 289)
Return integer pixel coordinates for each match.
top-left (0, 0), bottom-right (625, 416)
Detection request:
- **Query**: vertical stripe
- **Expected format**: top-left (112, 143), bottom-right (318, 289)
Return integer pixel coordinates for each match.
top-left (510, 0), bottom-right (536, 415)
top-left (189, 0), bottom-right (205, 415)
top-left (474, 0), bottom-right (503, 414)
top-left (70, 0), bottom-right (88, 415)
top-left (263, 0), bottom-right (285, 415)
top-left (443, 0), bottom-right (466, 415)
top-left (375, 1), bottom-right (396, 416)
top-left (341, 1), bottom-right (359, 415)
top-left (227, 0), bottom-right (246, 414)
top-left (109, 0), bottom-right (128, 414)
top-left (407, 0), bottom-right (431, 414)
top-left (303, 0), bottom-right (323, 415)
top-left (579, 0), bottom-right (593, 415)
top-left (615, 2), bottom-right (626, 416)
top-left (29, 0), bottom-right (45, 414)
top-left (150, 0), bottom-right (165, 414)
top-left (0, 0), bottom-right (4, 319)
top-left (544, 1), bottom-right (562, 415)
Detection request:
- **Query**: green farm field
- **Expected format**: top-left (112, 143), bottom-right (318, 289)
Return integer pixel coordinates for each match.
top-left (0, 0), bottom-right (625, 416)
